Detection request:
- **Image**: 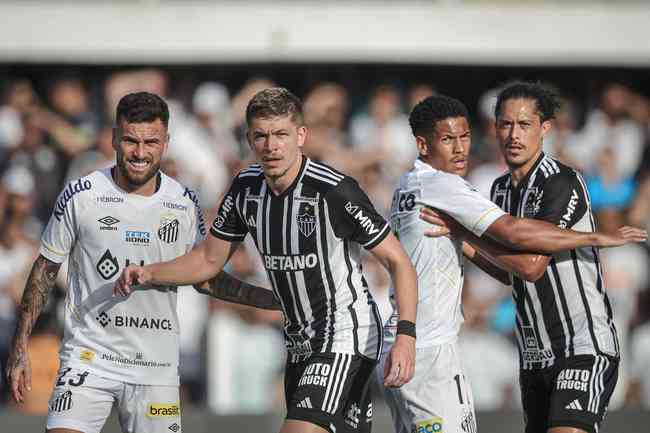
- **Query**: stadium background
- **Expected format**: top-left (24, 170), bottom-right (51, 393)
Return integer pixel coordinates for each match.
top-left (1, 0), bottom-right (650, 431)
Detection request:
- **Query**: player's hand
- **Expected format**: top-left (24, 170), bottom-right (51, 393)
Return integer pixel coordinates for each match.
top-left (383, 334), bottom-right (415, 388)
top-left (6, 343), bottom-right (32, 404)
top-left (596, 225), bottom-right (648, 248)
top-left (113, 264), bottom-right (151, 297)
top-left (419, 207), bottom-right (466, 239)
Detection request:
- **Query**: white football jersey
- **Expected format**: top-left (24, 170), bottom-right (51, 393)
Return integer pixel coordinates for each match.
top-left (384, 159), bottom-right (505, 349)
top-left (40, 168), bottom-right (206, 386)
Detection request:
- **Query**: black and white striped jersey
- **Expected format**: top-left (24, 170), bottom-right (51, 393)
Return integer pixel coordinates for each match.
top-left (490, 153), bottom-right (619, 370)
top-left (211, 156), bottom-right (389, 362)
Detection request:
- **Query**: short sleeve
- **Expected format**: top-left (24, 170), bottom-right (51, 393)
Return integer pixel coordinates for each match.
top-left (534, 172), bottom-right (588, 229)
top-left (40, 182), bottom-right (81, 263)
top-left (183, 187), bottom-right (207, 247)
top-left (418, 173), bottom-right (506, 237)
top-left (326, 178), bottom-right (390, 249)
top-left (210, 179), bottom-right (247, 242)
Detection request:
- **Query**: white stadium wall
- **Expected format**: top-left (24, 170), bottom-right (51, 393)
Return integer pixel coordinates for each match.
top-left (0, 1), bottom-right (649, 66)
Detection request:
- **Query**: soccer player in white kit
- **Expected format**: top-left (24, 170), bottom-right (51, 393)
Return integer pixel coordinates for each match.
top-left (5, 92), bottom-right (277, 433)
top-left (383, 95), bottom-right (646, 433)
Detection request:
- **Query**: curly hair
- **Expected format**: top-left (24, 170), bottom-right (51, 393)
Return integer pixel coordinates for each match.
top-left (246, 87), bottom-right (304, 126)
top-left (116, 92), bottom-right (169, 127)
top-left (409, 95), bottom-right (469, 137)
top-left (494, 81), bottom-right (561, 123)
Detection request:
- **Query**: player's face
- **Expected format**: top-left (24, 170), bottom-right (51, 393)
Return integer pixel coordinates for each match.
top-left (419, 116), bottom-right (471, 177)
top-left (113, 118), bottom-right (168, 192)
top-left (248, 115), bottom-right (307, 181)
top-left (496, 98), bottom-right (551, 169)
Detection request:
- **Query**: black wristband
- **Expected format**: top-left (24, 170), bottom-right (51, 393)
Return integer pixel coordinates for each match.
top-left (396, 320), bottom-right (416, 338)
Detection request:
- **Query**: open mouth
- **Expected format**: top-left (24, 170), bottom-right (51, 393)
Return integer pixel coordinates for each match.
top-left (128, 160), bottom-right (151, 172)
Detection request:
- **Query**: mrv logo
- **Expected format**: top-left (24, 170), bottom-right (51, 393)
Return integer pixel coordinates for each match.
top-left (96, 311), bottom-right (172, 330)
top-left (345, 202), bottom-right (381, 236)
top-left (263, 253), bottom-right (318, 271)
top-left (53, 179), bottom-right (92, 221)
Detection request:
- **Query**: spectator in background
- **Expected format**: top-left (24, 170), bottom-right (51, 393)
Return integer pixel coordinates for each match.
top-left (467, 87), bottom-right (506, 198)
top-left (350, 84), bottom-right (415, 182)
top-left (168, 82), bottom-right (232, 210)
top-left (0, 80), bottom-right (38, 160)
top-left (458, 283), bottom-right (519, 411)
top-left (206, 244), bottom-right (283, 414)
top-left (407, 83), bottom-right (435, 111)
top-left (230, 77), bottom-right (276, 158)
top-left (8, 114), bottom-right (65, 225)
top-left (627, 290), bottom-right (650, 409)
top-left (65, 124), bottom-right (115, 183)
top-left (568, 83), bottom-right (644, 178)
top-left (302, 82), bottom-right (351, 169)
top-left (600, 244), bottom-right (650, 408)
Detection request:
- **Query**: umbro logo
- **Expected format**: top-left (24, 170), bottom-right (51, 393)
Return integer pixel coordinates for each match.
top-left (98, 216), bottom-right (119, 231)
top-left (565, 399), bottom-right (583, 411)
top-left (296, 396), bottom-right (313, 409)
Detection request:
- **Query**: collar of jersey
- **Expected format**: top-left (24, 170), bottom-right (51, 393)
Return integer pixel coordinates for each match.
top-left (511, 152), bottom-right (546, 192)
top-left (266, 155), bottom-right (308, 198)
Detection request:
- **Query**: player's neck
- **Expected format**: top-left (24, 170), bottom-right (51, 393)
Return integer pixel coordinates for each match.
top-left (509, 149), bottom-right (543, 188)
top-left (112, 167), bottom-right (161, 196)
top-left (266, 155), bottom-right (303, 195)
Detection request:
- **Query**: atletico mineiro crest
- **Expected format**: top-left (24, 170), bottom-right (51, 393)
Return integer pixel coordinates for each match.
top-left (158, 216), bottom-right (179, 243)
top-left (297, 213), bottom-right (317, 237)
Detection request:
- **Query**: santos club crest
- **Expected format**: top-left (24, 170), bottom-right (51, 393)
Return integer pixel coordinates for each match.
top-left (158, 216), bottom-right (179, 244)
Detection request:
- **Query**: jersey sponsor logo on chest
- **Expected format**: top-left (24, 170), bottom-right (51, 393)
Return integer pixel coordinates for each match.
top-left (98, 215), bottom-right (119, 231)
top-left (263, 253), bottom-right (318, 271)
top-left (125, 230), bottom-right (150, 245)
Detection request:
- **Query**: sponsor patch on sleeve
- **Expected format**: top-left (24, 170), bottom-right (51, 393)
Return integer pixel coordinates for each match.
top-left (413, 417), bottom-right (443, 433)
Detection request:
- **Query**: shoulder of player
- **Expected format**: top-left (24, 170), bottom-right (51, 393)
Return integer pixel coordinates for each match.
top-left (492, 171), bottom-right (511, 188)
top-left (229, 163), bottom-right (264, 191)
top-left (536, 157), bottom-right (583, 188)
top-left (159, 173), bottom-right (203, 210)
top-left (303, 159), bottom-right (347, 193)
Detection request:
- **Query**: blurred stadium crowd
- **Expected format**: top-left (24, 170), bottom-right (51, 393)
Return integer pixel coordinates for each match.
top-left (1, 68), bottom-right (650, 416)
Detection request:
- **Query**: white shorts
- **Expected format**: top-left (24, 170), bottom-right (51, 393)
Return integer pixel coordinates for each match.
top-left (46, 366), bottom-right (181, 433)
top-left (378, 342), bottom-right (477, 433)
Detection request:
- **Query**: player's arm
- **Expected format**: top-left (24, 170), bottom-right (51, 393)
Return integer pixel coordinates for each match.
top-left (194, 270), bottom-right (280, 310)
top-left (115, 234), bottom-right (233, 295)
top-left (6, 255), bottom-right (61, 403)
top-left (328, 177), bottom-right (417, 388)
top-left (462, 242), bottom-right (512, 285)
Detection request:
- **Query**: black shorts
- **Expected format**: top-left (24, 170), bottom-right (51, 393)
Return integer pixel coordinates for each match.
top-left (285, 352), bottom-right (377, 433)
top-left (520, 354), bottom-right (618, 433)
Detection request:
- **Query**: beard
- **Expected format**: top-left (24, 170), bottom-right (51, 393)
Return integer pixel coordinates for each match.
top-left (116, 156), bottom-right (161, 189)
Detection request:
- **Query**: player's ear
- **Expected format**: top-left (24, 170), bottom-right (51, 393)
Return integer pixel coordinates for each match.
top-left (540, 119), bottom-right (553, 138)
top-left (297, 125), bottom-right (307, 149)
top-left (415, 135), bottom-right (429, 157)
top-left (112, 127), bottom-right (119, 151)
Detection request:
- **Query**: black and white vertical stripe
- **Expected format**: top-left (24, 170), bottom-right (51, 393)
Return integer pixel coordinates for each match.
top-left (50, 390), bottom-right (73, 412)
top-left (232, 159), bottom-right (381, 361)
top-left (321, 353), bottom-right (353, 414)
top-left (491, 155), bottom-right (619, 370)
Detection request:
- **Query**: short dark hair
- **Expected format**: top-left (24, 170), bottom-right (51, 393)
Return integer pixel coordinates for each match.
top-left (116, 92), bottom-right (169, 127)
top-left (409, 95), bottom-right (469, 137)
top-left (246, 87), bottom-right (304, 126)
top-left (494, 81), bottom-right (561, 123)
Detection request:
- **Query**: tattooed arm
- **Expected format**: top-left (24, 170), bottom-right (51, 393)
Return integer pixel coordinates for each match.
top-left (6, 255), bottom-right (61, 403)
top-left (194, 271), bottom-right (281, 311)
